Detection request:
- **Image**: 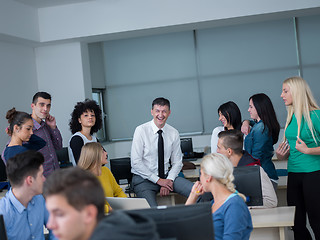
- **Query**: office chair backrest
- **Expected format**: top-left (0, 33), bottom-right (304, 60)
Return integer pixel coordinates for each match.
top-left (109, 157), bottom-right (132, 184)
top-left (0, 215), bottom-right (8, 240)
top-left (0, 157), bottom-right (7, 182)
top-left (55, 147), bottom-right (73, 168)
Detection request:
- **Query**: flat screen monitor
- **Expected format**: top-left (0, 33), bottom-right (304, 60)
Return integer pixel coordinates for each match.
top-left (125, 202), bottom-right (214, 240)
top-left (0, 215), bottom-right (8, 240)
top-left (180, 138), bottom-right (194, 159)
top-left (233, 165), bottom-right (263, 206)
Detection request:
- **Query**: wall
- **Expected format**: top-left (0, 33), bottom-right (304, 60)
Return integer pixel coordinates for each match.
top-left (1, 1), bottom-right (320, 157)
top-left (0, 0), bottom-right (39, 41)
top-left (0, 40), bottom-right (38, 148)
top-left (37, 0), bottom-right (320, 42)
top-left (35, 42), bottom-right (92, 146)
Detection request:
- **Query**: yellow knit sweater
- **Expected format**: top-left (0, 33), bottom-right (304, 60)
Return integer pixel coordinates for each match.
top-left (97, 166), bottom-right (127, 213)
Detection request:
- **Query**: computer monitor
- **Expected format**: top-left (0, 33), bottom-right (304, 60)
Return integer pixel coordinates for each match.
top-left (125, 202), bottom-right (214, 240)
top-left (0, 215), bottom-right (8, 240)
top-left (233, 165), bottom-right (263, 206)
top-left (180, 138), bottom-right (194, 159)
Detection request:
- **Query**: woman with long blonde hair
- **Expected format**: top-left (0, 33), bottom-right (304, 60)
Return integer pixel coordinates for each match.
top-left (186, 153), bottom-right (252, 240)
top-left (277, 76), bottom-right (320, 239)
top-left (78, 142), bottom-right (127, 213)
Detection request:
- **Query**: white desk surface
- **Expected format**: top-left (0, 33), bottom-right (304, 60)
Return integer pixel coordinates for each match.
top-left (250, 206), bottom-right (295, 228)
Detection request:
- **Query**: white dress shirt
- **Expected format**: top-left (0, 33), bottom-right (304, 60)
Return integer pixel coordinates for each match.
top-left (211, 126), bottom-right (224, 153)
top-left (131, 120), bottom-right (183, 184)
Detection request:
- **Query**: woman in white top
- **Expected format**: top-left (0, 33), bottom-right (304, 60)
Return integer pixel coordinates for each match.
top-left (68, 99), bottom-right (103, 166)
top-left (211, 101), bottom-right (242, 153)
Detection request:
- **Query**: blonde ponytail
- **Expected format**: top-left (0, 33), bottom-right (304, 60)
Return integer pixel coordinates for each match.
top-left (201, 153), bottom-right (247, 202)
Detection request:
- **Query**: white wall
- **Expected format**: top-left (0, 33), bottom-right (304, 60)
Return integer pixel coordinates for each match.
top-left (0, 0), bottom-right (39, 42)
top-left (35, 42), bottom-right (92, 146)
top-left (0, 40), bottom-right (38, 148)
top-left (0, 0), bottom-right (318, 158)
top-left (37, 0), bottom-right (320, 43)
top-left (88, 43), bottom-right (106, 89)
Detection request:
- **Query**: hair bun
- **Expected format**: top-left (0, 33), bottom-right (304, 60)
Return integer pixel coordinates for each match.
top-left (6, 108), bottom-right (18, 123)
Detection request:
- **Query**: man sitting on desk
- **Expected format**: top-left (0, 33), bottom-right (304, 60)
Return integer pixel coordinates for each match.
top-left (217, 129), bottom-right (278, 208)
top-left (131, 97), bottom-right (193, 207)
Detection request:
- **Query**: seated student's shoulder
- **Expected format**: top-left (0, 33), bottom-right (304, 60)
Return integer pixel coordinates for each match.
top-left (0, 194), bottom-right (9, 212)
top-left (225, 195), bottom-right (249, 212)
top-left (33, 193), bottom-right (46, 201)
top-left (30, 194), bottom-right (47, 208)
top-left (0, 194), bottom-right (14, 225)
top-left (101, 166), bottom-right (111, 175)
top-left (212, 126), bottom-right (224, 135)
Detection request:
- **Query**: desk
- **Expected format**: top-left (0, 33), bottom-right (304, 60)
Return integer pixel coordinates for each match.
top-left (182, 169), bottom-right (199, 182)
top-left (250, 206), bottom-right (295, 240)
top-left (189, 158), bottom-right (202, 166)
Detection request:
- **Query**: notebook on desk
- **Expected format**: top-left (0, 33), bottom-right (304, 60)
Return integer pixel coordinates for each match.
top-left (106, 197), bottom-right (150, 210)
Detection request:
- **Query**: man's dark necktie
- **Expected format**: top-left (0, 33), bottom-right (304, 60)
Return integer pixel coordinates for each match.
top-left (158, 130), bottom-right (165, 178)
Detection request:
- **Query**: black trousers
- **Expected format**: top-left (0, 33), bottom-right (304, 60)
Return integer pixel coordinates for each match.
top-left (287, 171), bottom-right (320, 240)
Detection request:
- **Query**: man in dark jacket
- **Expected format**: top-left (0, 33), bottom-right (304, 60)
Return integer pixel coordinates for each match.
top-left (44, 167), bottom-right (159, 240)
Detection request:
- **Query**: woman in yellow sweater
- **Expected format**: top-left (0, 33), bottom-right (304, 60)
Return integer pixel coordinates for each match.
top-left (78, 142), bottom-right (127, 213)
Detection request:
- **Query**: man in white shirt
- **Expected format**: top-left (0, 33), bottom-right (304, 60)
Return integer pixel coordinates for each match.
top-left (131, 97), bottom-right (193, 206)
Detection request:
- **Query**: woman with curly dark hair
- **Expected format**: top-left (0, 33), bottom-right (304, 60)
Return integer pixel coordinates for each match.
top-left (68, 99), bottom-right (102, 166)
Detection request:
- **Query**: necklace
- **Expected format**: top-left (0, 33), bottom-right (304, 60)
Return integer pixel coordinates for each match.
top-left (211, 194), bottom-right (232, 213)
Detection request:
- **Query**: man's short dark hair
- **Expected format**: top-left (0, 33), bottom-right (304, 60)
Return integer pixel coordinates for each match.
top-left (152, 97), bottom-right (170, 109)
top-left (218, 130), bottom-right (244, 155)
top-left (32, 92), bottom-right (52, 104)
top-left (6, 150), bottom-right (44, 187)
top-left (43, 167), bottom-right (105, 221)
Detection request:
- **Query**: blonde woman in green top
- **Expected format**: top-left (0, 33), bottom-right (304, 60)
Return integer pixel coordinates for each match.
top-left (276, 76), bottom-right (320, 240)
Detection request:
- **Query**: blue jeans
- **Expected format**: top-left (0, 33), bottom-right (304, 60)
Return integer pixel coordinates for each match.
top-left (132, 174), bottom-right (193, 207)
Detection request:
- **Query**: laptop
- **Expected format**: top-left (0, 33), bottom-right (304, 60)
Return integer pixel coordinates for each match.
top-left (180, 138), bottom-right (195, 160)
top-left (106, 197), bottom-right (150, 210)
top-left (0, 215), bottom-right (8, 240)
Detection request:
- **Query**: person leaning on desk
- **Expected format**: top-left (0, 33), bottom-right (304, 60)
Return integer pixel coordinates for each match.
top-left (186, 153), bottom-right (253, 240)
